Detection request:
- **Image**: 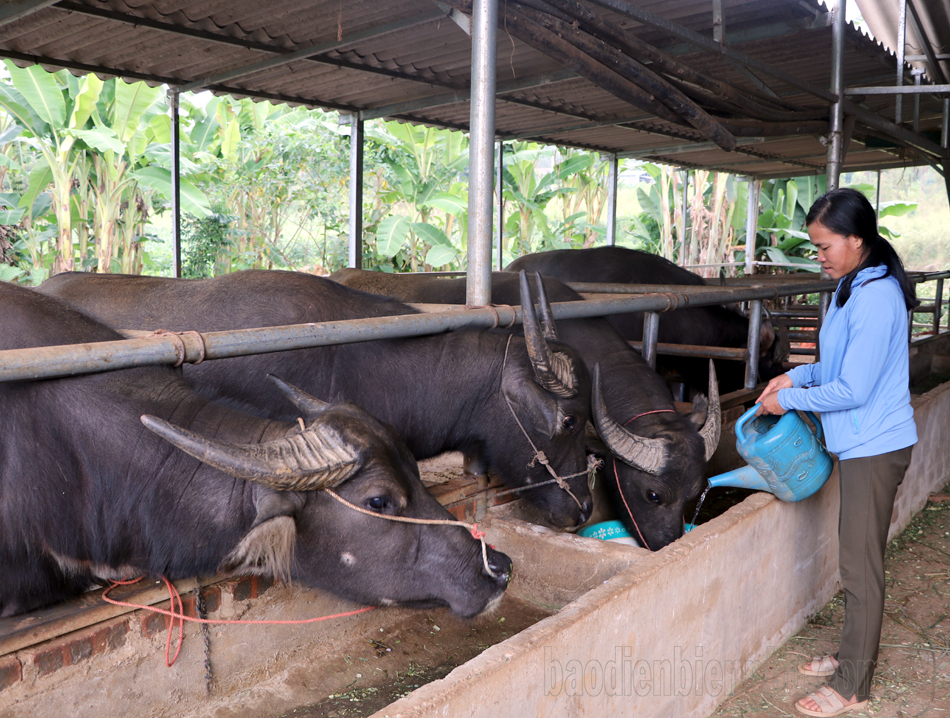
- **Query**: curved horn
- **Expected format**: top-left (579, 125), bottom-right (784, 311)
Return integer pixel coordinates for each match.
top-left (141, 414), bottom-right (360, 491)
top-left (532, 272), bottom-right (558, 341)
top-left (519, 270), bottom-right (578, 398)
top-left (698, 360), bottom-right (722, 461)
top-left (268, 374), bottom-right (331, 420)
top-left (591, 364), bottom-right (667, 475)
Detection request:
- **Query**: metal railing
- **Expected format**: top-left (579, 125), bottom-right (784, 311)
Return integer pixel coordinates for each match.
top-left (3, 273), bottom-right (948, 391)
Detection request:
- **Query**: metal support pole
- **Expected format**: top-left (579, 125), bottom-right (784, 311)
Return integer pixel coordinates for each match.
top-left (744, 299), bottom-right (763, 390)
top-left (642, 311), bottom-right (660, 370)
top-left (712, 0), bottom-right (724, 44)
top-left (912, 69), bottom-right (922, 133)
top-left (466, 0), bottom-right (498, 307)
top-left (605, 153), bottom-right (619, 246)
top-left (170, 89), bottom-right (182, 279)
top-left (744, 179), bottom-right (760, 275)
top-left (496, 141), bottom-right (505, 270)
top-left (348, 118), bottom-right (364, 269)
top-left (679, 169), bottom-right (688, 262)
top-left (826, 0), bottom-right (846, 191)
top-left (935, 277), bottom-right (944, 333)
top-left (875, 170), bottom-right (882, 216)
top-left (896, 0), bottom-right (907, 125)
top-left (943, 98), bottom-right (950, 149)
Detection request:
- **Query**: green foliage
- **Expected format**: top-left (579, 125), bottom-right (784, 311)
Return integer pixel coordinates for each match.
top-left (181, 211), bottom-right (232, 278)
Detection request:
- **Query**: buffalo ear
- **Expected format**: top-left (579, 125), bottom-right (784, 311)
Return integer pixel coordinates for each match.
top-left (220, 492), bottom-right (301, 581)
top-left (686, 393), bottom-right (708, 431)
top-left (501, 367), bottom-right (560, 438)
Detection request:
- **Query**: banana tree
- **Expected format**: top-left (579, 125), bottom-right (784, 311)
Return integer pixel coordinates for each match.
top-left (0, 62), bottom-right (105, 273)
top-left (369, 121), bottom-right (469, 271)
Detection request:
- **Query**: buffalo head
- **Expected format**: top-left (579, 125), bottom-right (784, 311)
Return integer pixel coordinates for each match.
top-left (142, 377), bottom-right (512, 618)
top-left (480, 273), bottom-right (593, 529)
top-left (591, 360), bottom-right (721, 550)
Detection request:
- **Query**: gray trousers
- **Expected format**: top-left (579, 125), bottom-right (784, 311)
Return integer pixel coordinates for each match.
top-left (831, 445), bottom-right (913, 702)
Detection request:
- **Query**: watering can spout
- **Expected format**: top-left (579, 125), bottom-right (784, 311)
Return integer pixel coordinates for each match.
top-left (707, 465), bottom-right (773, 492)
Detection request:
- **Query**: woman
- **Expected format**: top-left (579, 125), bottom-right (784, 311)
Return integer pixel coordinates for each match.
top-left (756, 188), bottom-right (918, 717)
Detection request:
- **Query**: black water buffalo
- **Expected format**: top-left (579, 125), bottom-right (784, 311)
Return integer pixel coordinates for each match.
top-left (39, 270), bottom-right (593, 529)
top-left (505, 247), bottom-right (784, 394)
top-left (0, 283), bottom-right (510, 617)
top-left (330, 269), bottom-right (720, 550)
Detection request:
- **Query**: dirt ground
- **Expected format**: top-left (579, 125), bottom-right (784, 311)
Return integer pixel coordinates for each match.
top-left (712, 486), bottom-right (950, 718)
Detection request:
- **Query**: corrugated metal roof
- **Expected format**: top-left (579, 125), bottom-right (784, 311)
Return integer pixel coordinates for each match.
top-left (0, 0), bottom-right (943, 178)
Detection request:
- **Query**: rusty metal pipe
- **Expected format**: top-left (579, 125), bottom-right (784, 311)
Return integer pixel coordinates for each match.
top-left (628, 341), bottom-right (748, 361)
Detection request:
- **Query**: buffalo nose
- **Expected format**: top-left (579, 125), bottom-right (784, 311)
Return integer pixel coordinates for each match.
top-left (486, 548), bottom-right (513, 587)
top-left (578, 500), bottom-right (592, 525)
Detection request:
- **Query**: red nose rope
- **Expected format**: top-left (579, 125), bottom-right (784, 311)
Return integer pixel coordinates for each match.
top-left (102, 576), bottom-right (375, 667)
top-left (612, 409), bottom-right (676, 553)
top-left (102, 492), bottom-right (500, 669)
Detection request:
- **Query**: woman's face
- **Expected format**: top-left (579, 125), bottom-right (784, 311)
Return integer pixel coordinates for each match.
top-left (807, 221), bottom-right (866, 279)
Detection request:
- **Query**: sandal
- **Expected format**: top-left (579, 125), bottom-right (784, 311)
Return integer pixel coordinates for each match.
top-left (799, 655), bottom-right (838, 677)
top-left (795, 686), bottom-right (868, 717)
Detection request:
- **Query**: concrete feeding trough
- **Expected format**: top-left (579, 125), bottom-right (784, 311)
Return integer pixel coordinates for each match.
top-left (2, 358), bottom-right (949, 718)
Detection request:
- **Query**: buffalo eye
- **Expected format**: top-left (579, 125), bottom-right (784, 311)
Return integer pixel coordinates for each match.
top-left (646, 491), bottom-right (662, 505)
top-left (561, 415), bottom-right (578, 433)
top-left (365, 496), bottom-right (393, 513)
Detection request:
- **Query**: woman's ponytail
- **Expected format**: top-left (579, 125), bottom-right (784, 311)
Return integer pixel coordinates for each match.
top-left (805, 188), bottom-right (919, 310)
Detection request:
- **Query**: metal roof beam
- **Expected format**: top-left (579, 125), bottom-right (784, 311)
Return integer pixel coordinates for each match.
top-left (53, 2), bottom-right (454, 93)
top-left (660, 13), bottom-right (831, 58)
top-left (353, 68), bottom-right (578, 120)
top-left (584, 0), bottom-right (947, 159)
top-left (845, 84), bottom-right (950, 95)
top-left (0, 0), bottom-right (58, 26)
top-left (0, 48), bottom-right (357, 112)
top-left (906, 0), bottom-right (948, 85)
top-left (178, 11), bottom-right (448, 93)
top-left (617, 138), bottom-right (765, 159)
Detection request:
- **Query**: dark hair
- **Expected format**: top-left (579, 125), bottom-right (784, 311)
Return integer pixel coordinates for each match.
top-left (805, 188), bottom-right (919, 310)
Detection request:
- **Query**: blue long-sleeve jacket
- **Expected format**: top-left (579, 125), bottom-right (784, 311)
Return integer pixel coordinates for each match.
top-left (777, 264), bottom-right (917, 460)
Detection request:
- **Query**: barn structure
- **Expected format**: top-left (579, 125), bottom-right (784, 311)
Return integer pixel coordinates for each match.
top-left (0, 1), bottom-right (948, 717)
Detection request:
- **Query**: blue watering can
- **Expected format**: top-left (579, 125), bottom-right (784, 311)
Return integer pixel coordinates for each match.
top-left (706, 406), bottom-right (833, 502)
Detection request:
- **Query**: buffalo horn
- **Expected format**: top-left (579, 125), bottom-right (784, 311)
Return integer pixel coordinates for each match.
top-left (532, 272), bottom-right (559, 342)
top-left (141, 414), bottom-right (360, 491)
top-left (591, 364), bottom-right (667, 475)
top-left (268, 374), bottom-right (331, 419)
top-left (519, 270), bottom-right (577, 398)
top-left (699, 360), bottom-right (722, 462)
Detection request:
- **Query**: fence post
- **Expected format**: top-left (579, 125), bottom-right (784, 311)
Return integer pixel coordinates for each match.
top-left (745, 299), bottom-right (763, 390)
top-left (643, 312), bottom-right (660, 370)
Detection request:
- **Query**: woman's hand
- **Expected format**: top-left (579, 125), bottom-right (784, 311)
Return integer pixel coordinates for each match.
top-left (755, 373), bottom-right (792, 416)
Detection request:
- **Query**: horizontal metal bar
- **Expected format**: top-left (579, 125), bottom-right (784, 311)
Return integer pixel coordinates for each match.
top-left (770, 308), bottom-right (820, 317)
top-left (788, 330), bottom-right (817, 341)
top-left (569, 280), bottom-right (837, 295)
top-left (0, 280), bottom-right (845, 383)
top-left (8, 272), bottom-right (948, 384)
top-left (845, 85), bottom-right (950, 95)
top-left (627, 341), bottom-right (749, 361)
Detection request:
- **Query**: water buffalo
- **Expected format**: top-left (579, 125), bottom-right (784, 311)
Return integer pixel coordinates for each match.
top-left (0, 283), bottom-right (511, 617)
top-left (330, 269), bottom-right (719, 550)
top-left (39, 270), bottom-right (593, 529)
top-left (505, 247), bottom-right (784, 394)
